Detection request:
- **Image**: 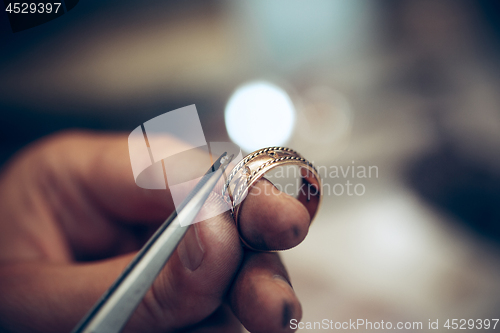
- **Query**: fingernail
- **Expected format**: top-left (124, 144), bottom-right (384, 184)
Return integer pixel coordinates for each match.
top-left (282, 301), bottom-right (294, 329)
top-left (273, 274), bottom-right (294, 290)
top-left (178, 224), bottom-right (205, 271)
top-left (273, 275), bottom-right (300, 330)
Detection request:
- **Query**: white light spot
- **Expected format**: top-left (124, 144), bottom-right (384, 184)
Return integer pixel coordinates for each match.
top-left (225, 81), bottom-right (295, 152)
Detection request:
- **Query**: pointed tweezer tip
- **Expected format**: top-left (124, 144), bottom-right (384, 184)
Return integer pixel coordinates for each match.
top-left (219, 154), bottom-right (234, 168)
top-left (212, 152), bottom-right (233, 171)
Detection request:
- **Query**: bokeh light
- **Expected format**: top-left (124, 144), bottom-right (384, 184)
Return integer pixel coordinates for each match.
top-left (224, 81), bottom-right (295, 152)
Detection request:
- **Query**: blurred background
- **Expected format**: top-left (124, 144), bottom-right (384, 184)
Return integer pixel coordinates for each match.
top-left (1, 0), bottom-right (500, 331)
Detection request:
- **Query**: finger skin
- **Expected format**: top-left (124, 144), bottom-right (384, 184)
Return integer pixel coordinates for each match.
top-left (0, 258), bottom-right (130, 333)
top-left (229, 252), bottom-right (302, 333)
top-left (181, 305), bottom-right (243, 333)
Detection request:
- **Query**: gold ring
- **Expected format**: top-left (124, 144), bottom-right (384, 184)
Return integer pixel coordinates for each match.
top-left (222, 147), bottom-right (322, 250)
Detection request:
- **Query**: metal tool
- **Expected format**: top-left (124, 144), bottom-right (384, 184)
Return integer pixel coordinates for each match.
top-left (71, 152), bottom-right (233, 333)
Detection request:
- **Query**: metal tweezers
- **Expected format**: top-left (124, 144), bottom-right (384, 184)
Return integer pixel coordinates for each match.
top-left (71, 152), bottom-right (233, 333)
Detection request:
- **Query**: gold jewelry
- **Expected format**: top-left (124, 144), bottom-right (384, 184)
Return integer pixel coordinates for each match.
top-left (222, 147), bottom-right (322, 250)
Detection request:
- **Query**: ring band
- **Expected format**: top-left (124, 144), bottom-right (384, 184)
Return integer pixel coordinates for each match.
top-left (222, 147), bottom-right (322, 250)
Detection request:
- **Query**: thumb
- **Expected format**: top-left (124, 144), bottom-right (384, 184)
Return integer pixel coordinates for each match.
top-left (130, 211), bottom-right (243, 332)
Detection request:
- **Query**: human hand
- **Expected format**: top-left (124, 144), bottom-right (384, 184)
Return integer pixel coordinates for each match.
top-left (0, 132), bottom-right (311, 333)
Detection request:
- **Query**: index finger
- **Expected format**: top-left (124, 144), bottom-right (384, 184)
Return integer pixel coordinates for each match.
top-left (37, 132), bottom-right (180, 223)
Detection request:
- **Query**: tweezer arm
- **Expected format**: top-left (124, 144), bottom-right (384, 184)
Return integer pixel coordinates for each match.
top-left (72, 153), bottom-right (231, 333)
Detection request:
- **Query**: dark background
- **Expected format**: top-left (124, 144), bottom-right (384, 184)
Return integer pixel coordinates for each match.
top-left (1, 1), bottom-right (500, 330)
